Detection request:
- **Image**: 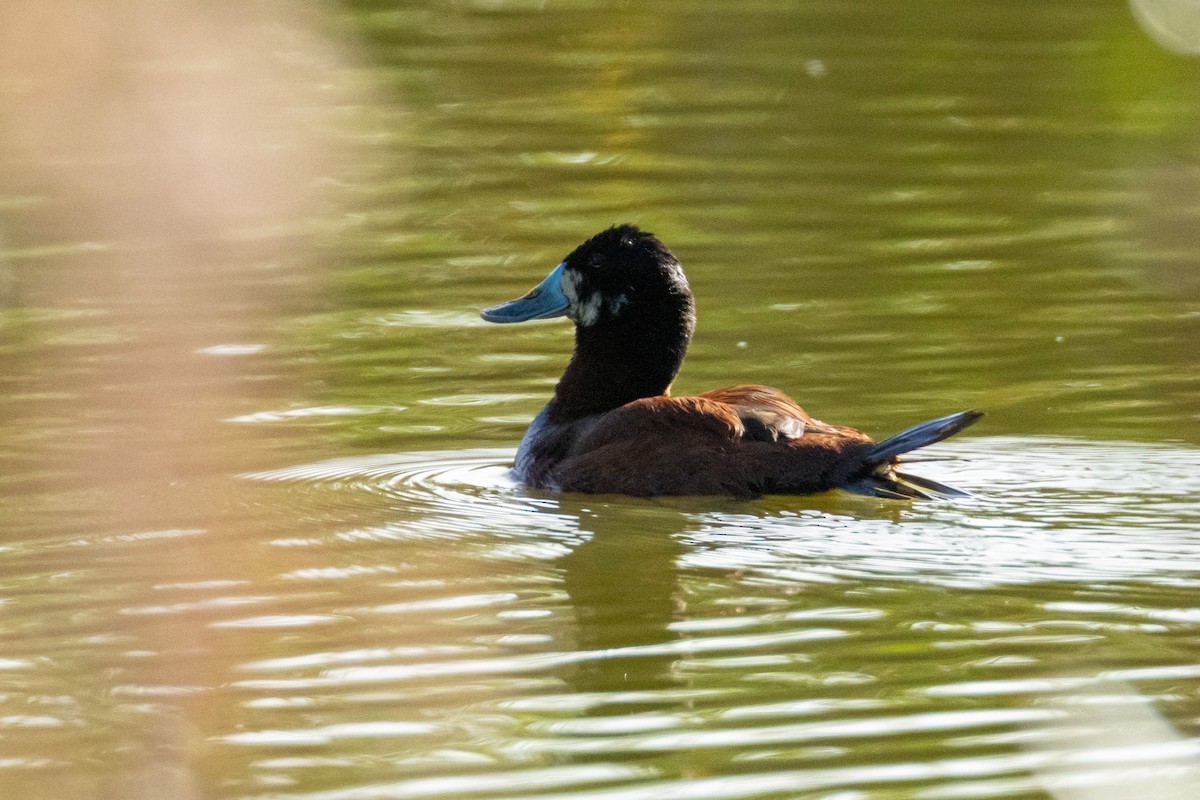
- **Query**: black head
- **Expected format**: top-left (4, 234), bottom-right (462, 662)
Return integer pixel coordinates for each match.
top-left (481, 224), bottom-right (694, 332)
top-left (481, 225), bottom-right (697, 419)
top-left (558, 225), bottom-right (691, 328)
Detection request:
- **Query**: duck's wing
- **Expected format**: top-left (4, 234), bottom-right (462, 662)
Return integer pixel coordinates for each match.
top-left (698, 384), bottom-right (853, 442)
top-left (573, 387), bottom-right (853, 451)
top-left (570, 395), bottom-right (747, 453)
top-left (549, 392), bottom-right (872, 498)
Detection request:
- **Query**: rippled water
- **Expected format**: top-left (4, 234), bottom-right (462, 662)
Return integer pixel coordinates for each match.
top-left (10, 438), bottom-right (1199, 799)
top-left (3, 1), bottom-right (1200, 798)
top-left (244, 437), bottom-right (1200, 586)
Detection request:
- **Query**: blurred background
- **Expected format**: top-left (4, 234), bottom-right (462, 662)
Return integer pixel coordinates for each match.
top-left (1, 1), bottom-right (1199, 799)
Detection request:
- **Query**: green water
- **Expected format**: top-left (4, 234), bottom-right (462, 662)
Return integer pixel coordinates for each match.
top-left (1, 1), bottom-right (1199, 798)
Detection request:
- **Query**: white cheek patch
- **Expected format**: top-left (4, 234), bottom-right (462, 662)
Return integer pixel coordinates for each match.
top-left (561, 269), bottom-right (599, 326)
top-left (575, 294), bottom-right (602, 327)
top-left (560, 269), bottom-right (625, 327)
top-left (561, 268), bottom-right (581, 306)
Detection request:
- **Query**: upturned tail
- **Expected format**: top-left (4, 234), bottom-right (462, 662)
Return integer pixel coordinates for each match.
top-left (847, 409), bottom-right (984, 500)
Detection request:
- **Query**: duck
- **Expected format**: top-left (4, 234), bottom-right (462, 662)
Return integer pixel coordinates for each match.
top-left (481, 224), bottom-right (982, 499)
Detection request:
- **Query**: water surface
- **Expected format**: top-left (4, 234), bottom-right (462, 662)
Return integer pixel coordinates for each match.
top-left (1, 1), bottom-right (1199, 799)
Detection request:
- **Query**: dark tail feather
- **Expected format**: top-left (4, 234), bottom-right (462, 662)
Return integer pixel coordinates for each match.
top-left (843, 475), bottom-right (929, 500)
top-left (844, 470), bottom-right (972, 500)
top-left (865, 409), bottom-right (984, 466)
top-left (843, 409), bottom-right (983, 500)
top-left (894, 470), bottom-right (972, 497)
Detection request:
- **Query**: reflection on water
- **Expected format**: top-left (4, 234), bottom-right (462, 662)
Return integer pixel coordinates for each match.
top-left (2, 0), bottom-right (1200, 798)
top-left (557, 505), bottom-right (687, 703)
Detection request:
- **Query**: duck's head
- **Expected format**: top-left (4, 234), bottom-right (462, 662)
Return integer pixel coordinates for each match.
top-left (482, 225), bottom-right (696, 417)
top-left (481, 224), bottom-right (694, 333)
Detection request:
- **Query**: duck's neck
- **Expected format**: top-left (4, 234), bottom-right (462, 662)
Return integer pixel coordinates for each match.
top-left (547, 300), bottom-right (695, 423)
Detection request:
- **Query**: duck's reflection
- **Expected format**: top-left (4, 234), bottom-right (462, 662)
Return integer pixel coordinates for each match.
top-left (553, 499), bottom-right (690, 711)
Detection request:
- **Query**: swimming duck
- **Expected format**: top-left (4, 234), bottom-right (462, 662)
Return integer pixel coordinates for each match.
top-left (482, 225), bottom-right (981, 499)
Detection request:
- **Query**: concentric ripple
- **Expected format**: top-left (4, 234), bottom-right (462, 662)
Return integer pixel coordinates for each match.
top-left (241, 447), bottom-right (581, 542)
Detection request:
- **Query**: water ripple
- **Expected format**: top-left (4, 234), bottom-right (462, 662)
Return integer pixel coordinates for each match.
top-left (241, 437), bottom-right (1200, 585)
top-left (241, 447), bottom-right (571, 541)
top-left (216, 437), bottom-right (1200, 800)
